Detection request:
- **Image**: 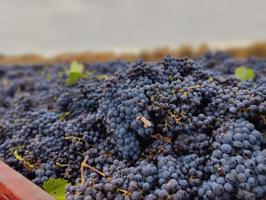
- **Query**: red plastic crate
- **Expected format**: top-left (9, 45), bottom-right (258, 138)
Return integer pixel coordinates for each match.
top-left (0, 160), bottom-right (54, 200)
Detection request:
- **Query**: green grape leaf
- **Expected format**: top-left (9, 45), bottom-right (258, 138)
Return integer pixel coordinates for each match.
top-left (43, 178), bottom-right (69, 200)
top-left (96, 74), bottom-right (112, 80)
top-left (208, 76), bottom-right (214, 82)
top-left (235, 66), bottom-right (255, 81)
top-left (69, 61), bottom-right (84, 73)
top-left (46, 73), bottom-right (52, 81)
top-left (59, 112), bottom-right (70, 121)
top-left (66, 61), bottom-right (85, 86)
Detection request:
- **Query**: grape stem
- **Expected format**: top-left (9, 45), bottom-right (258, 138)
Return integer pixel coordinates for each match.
top-left (80, 156), bottom-right (105, 184)
top-left (64, 136), bottom-right (84, 144)
top-left (136, 115), bottom-right (152, 128)
top-left (150, 134), bottom-right (172, 143)
top-left (117, 188), bottom-right (131, 197)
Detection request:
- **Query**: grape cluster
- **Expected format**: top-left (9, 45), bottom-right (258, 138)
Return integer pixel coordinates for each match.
top-left (0, 55), bottom-right (265, 199)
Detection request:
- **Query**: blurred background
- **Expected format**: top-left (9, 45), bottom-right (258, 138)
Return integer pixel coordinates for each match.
top-left (0, 0), bottom-right (266, 63)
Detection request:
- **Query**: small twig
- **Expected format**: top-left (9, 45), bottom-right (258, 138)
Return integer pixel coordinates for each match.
top-left (169, 111), bottom-right (182, 124)
top-left (82, 163), bottom-right (105, 177)
top-left (150, 134), bottom-right (172, 144)
top-left (80, 156), bottom-right (105, 185)
top-left (56, 162), bottom-right (69, 168)
top-left (13, 146), bottom-right (34, 169)
top-left (117, 188), bottom-right (131, 197)
top-left (260, 115), bottom-right (266, 124)
top-left (187, 85), bottom-right (202, 91)
top-left (64, 136), bottom-right (84, 144)
top-left (136, 115), bottom-right (152, 128)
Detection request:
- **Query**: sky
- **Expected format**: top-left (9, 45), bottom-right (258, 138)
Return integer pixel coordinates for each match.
top-left (0, 0), bottom-right (266, 55)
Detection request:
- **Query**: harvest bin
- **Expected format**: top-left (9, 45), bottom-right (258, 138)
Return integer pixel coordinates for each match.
top-left (0, 161), bottom-right (54, 200)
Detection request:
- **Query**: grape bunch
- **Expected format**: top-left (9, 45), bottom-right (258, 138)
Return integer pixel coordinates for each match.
top-left (0, 55), bottom-right (265, 200)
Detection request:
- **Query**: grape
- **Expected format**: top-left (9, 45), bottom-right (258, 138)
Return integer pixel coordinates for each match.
top-left (224, 182), bottom-right (233, 192)
top-left (221, 144), bottom-right (232, 154)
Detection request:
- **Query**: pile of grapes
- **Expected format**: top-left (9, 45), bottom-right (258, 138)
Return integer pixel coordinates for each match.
top-left (0, 52), bottom-right (265, 200)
